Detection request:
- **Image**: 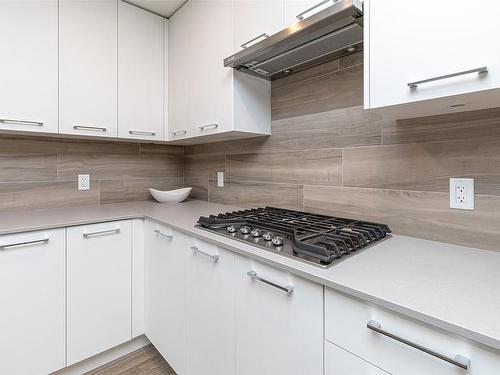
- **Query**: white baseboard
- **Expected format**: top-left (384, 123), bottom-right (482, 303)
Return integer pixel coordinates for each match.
top-left (51, 335), bottom-right (151, 375)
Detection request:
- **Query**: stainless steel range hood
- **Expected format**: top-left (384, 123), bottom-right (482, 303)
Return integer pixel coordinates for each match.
top-left (224, 0), bottom-right (363, 80)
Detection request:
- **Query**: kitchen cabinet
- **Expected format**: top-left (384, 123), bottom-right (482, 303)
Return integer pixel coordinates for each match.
top-left (185, 237), bottom-right (236, 375)
top-left (365, 0), bottom-right (500, 117)
top-left (168, 0), bottom-right (271, 143)
top-left (324, 341), bottom-right (389, 375)
top-left (0, 229), bottom-right (65, 374)
top-left (234, 255), bottom-right (323, 375)
top-left (59, 0), bottom-right (118, 138)
top-left (67, 221), bottom-right (132, 365)
top-left (118, 1), bottom-right (164, 141)
top-left (131, 219), bottom-right (145, 338)
top-left (233, 1), bottom-right (284, 52)
top-left (325, 288), bottom-right (500, 374)
top-left (144, 221), bottom-right (188, 374)
top-left (0, 0), bottom-right (58, 134)
top-left (283, 0), bottom-right (333, 27)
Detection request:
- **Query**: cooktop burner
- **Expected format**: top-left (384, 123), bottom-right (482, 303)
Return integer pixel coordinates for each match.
top-left (196, 207), bottom-right (391, 268)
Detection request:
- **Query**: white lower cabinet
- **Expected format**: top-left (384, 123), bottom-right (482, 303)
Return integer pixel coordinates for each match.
top-left (325, 288), bottom-right (500, 375)
top-left (66, 220), bottom-right (132, 365)
top-left (324, 341), bottom-right (388, 375)
top-left (234, 256), bottom-right (323, 375)
top-left (0, 229), bottom-right (65, 375)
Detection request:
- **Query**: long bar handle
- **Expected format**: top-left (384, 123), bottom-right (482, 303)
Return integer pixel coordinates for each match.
top-left (247, 271), bottom-right (294, 294)
top-left (171, 130), bottom-right (187, 136)
top-left (190, 245), bottom-right (219, 262)
top-left (0, 238), bottom-right (49, 250)
top-left (0, 118), bottom-right (43, 127)
top-left (83, 228), bottom-right (120, 238)
top-left (408, 66), bottom-right (488, 88)
top-left (241, 33), bottom-right (269, 49)
top-left (367, 320), bottom-right (470, 370)
top-left (154, 229), bottom-right (173, 240)
top-left (198, 123), bottom-right (218, 131)
top-left (129, 130), bottom-right (156, 136)
top-left (73, 125), bottom-right (107, 132)
top-left (296, 0), bottom-right (330, 20)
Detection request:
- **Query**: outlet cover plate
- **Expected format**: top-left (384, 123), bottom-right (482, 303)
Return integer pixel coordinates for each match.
top-left (449, 178), bottom-right (474, 210)
top-left (217, 171), bottom-right (224, 187)
top-left (78, 174), bottom-right (90, 191)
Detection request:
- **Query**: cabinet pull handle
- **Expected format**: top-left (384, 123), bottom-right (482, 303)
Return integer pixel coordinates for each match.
top-left (83, 228), bottom-right (120, 238)
top-left (129, 130), bottom-right (156, 136)
top-left (407, 66), bottom-right (488, 88)
top-left (73, 125), bottom-right (107, 132)
top-left (190, 245), bottom-right (219, 262)
top-left (366, 320), bottom-right (470, 370)
top-left (296, 0), bottom-right (330, 20)
top-left (247, 271), bottom-right (294, 294)
top-left (198, 123), bottom-right (218, 131)
top-left (171, 130), bottom-right (187, 136)
top-left (0, 118), bottom-right (43, 127)
top-left (0, 238), bottom-right (49, 250)
top-left (154, 229), bottom-right (173, 240)
top-left (240, 33), bottom-right (269, 49)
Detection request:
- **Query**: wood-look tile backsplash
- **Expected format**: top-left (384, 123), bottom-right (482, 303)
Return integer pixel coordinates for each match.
top-left (185, 51), bottom-right (500, 252)
top-left (0, 135), bottom-right (183, 212)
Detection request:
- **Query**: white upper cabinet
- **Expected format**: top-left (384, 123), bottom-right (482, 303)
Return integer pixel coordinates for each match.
top-left (0, 1), bottom-right (58, 134)
top-left (365, 0), bottom-right (500, 117)
top-left (118, 1), bottom-right (164, 141)
top-left (59, 0), bottom-right (118, 138)
top-left (283, 0), bottom-right (333, 27)
top-left (233, 1), bottom-right (284, 52)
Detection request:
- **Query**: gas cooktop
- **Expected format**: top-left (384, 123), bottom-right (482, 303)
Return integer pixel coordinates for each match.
top-left (196, 207), bottom-right (391, 268)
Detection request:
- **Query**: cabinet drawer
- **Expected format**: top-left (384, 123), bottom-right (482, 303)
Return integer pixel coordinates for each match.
top-left (324, 340), bottom-right (388, 375)
top-left (325, 289), bottom-right (500, 374)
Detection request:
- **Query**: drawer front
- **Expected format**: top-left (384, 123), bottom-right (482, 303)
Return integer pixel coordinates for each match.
top-left (325, 289), bottom-right (500, 374)
top-left (325, 340), bottom-right (389, 375)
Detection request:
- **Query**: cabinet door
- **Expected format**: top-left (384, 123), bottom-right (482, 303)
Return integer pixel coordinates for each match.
top-left (0, 1), bottom-right (58, 134)
top-left (284, 0), bottom-right (333, 27)
top-left (144, 221), bottom-right (188, 374)
top-left (235, 256), bottom-right (323, 375)
top-left (59, 0), bottom-right (118, 137)
top-left (118, 1), bottom-right (164, 141)
top-left (185, 237), bottom-right (236, 375)
top-left (0, 229), bottom-right (65, 374)
top-left (233, 1), bottom-right (283, 52)
top-left (190, 0), bottom-right (233, 136)
top-left (167, 1), bottom-right (193, 141)
top-left (367, 0), bottom-right (500, 109)
top-left (325, 341), bottom-right (389, 375)
top-left (67, 221), bottom-right (132, 365)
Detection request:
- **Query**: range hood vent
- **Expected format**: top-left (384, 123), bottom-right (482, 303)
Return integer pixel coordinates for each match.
top-left (224, 0), bottom-right (363, 80)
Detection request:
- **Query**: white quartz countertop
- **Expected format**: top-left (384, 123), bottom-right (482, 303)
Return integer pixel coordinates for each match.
top-left (1, 199), bottom-right (499, 351)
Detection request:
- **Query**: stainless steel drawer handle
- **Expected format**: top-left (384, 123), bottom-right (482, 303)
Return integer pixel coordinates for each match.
top-left (0, 238), bottom-right (49, 250)
top-left (154, 229), bottom-right (173, 240)
top-left (296, 0), bottom-right (330, 20)
top-left (367, 320), bottom-right (470, 370)
top-left (129, 130), bottom-right (156, 136)
top-left (83, 228), bottom-right (120, 238)
top-left (241, 33), bottom-right (269, 49)
top-left (247, 271), bottom-right (294, 294)
top-left (190, 245), bottom-right (219, 262)
top-left (171, 130), bottom-right (187, 136)
top-left (73, 125), bottom-right (107, 132)
top-left (0, 118), bottom-right (43, 127)
top-left (198, 123), bottom-right (218, 131)
top-left (408, 66), bottom-right (488, 88)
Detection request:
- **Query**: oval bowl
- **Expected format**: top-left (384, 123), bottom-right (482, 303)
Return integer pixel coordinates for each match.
top-left (149, 187), bottom-right (192, 203)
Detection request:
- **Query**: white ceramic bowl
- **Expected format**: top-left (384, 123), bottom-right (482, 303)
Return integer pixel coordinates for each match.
top-left (149, 187), bottom-right (192, 203)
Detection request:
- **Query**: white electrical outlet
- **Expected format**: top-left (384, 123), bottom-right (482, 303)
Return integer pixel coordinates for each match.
top-left (217, 171), bottom-right (224, 187)
top-left (78, 174), bottom-right (90, 191)
top-left (449, 178), bottom-right (474, 210)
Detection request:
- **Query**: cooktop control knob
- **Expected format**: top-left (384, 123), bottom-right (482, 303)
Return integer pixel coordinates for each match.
top-left (251, 228), bottom-right (262, 237)
top-left (263, 232), bottom-right (273, 241)
top-left (272, 236), bottom-right (284, 246)
top-left (227, 225), bottom-right (237, 233)
top-left (239, 226), bottom-right (251, 234)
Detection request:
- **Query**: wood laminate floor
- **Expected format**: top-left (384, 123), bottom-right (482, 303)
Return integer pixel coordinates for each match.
top-left (86, 344), bottom-right (176, 375)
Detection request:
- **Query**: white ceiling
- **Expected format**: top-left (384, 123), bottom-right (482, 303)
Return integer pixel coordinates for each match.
top-left (125, 0), bottom-right (186, 18)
